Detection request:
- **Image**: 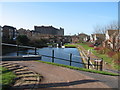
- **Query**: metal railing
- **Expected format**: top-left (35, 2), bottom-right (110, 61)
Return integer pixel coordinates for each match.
top-left (2, 43), bottom-right (103, 71)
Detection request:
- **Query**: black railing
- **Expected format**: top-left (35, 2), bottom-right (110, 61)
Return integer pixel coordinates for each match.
top-left (39, 49), bottom-right (103, 71)
top-left (2, 43), bottom-right (103, 71)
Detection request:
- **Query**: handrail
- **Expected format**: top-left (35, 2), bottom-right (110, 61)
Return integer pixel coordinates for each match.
top-left (2, 43), bottom-right (36, 49)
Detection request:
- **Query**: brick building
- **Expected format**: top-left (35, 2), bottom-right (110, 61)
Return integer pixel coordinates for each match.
top-left (2, 25), bottom-right (17, 40)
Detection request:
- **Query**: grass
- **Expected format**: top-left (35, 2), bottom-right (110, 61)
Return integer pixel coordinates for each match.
top-left (64, 44), bottom-right (76, 48)
top-left (36, 60), bottom-right (119, 76)
top-left (77, 43), bottom-right (119, 70)
top-left (92, 50), bottom-right (119, 70)
top-left (77, 43), bottom-right (94, 50)
top-left (0, 66), bottom-right (16, 90)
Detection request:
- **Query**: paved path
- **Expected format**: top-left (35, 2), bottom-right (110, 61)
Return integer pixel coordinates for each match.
top-left (2, 61), bottom-right (115, 89)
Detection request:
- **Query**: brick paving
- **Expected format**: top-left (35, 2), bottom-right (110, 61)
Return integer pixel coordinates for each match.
top-left (2, 61), bottom-right (111, 89)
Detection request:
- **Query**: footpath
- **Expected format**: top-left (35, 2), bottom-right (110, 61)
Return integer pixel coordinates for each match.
top-left (2, 61), bottom-right (118, 89)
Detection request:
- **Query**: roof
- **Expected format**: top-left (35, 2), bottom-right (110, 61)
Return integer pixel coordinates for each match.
top-left (107, 30), bottom-right (119, 36)
top-left (3, 25), bottom-right (16, 29)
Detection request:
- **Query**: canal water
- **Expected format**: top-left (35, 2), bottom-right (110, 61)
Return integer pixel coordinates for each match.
top-left (4, 47), bottom-right (84, 68)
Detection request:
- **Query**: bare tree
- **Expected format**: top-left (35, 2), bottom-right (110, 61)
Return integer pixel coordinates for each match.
top-left (106, 21), bottom-right (118, 30)
top-left (93, 20), bottom-right (118, 34)
top-left (93, 24), bottom-right (107, 34)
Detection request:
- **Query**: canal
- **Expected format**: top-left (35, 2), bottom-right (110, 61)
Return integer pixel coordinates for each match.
top-left (4, 47), bottom-right (84, 68)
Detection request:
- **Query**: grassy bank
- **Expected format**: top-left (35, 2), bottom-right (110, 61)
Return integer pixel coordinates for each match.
top-left (77, 43), bottom-right (119, 70)
top-left (36, 60), bottom-right (119, 76)
top-left (64, 44), bottom-right (76, 48)
top-left (0, 66), bottom-right (16, 90)
top-left (77, 43), bottom-right (94, 50)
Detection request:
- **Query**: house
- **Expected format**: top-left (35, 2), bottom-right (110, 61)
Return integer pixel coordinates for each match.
top-left (90, 34), bottom-right (105, 46)
top-left (78, 33), bottom-right (90, 42)
top-left (71, 36), bottom-right (79, 43)
top-left (104, 29), bottom-right (119, 51)
top-left (17, 28), bottom-right (32, 38)
top-left (90, 34), bottom-right (95, 43)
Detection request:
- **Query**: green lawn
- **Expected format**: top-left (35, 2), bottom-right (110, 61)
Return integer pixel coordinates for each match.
top-left (64, 44), bottom-right (76, 48)
top-left (0, 66), bottom-right (16, 90)
top-left (77, 43), bottom-right (94, 50)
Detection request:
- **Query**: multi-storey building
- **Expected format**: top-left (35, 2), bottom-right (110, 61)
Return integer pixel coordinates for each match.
top-left (34, 26), bottom-right (64, 36)
top-left (2, 25), bottom-right (17, 40)
top-left (0, 26), bottom-right (2, 38)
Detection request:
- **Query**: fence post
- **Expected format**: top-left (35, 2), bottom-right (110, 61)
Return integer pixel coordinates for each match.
top-left (100, 58), bottom-right (103, 71)
top-left (52, 50), bottom-right (54, 63)
top-left (97, 60), bottom-right (98, 70)
top-left (70, 53), bottom-right (72, 66)
top-left (88, 57), bottom-right (90, 69)
top-left (17, 44), bottom-right (19, 56)
top-left (35, 47), bottom-right (37, 55)
top-left (94, 61), bottom-right (96, 69)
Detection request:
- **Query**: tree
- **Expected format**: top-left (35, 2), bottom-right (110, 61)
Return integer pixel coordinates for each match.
top-left (93, 20), bottom-right (118, 34)
top-left (16, 35), bottom-right (30, 45)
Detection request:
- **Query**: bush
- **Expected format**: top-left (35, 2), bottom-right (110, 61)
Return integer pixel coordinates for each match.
top-left (94, 47), bottom-right (101, 50)
top-left (107, 51), bottom-right (116, 58)
top-left (112, 52), bottom-right (120, 61)
top-left (89, 44), bottom-right (94, 47)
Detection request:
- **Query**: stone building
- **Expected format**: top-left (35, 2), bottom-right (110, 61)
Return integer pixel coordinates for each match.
top-left (34, 26), bottom-right (64, 36)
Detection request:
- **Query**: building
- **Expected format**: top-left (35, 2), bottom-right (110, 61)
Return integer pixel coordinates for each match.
top-left (2, 25), bottom-right (17, 40)
top-left (34, 26), bottom-right (64, 36)
top-left (78, 33), bottom-right (90, 42)
top-left (17, 28), bottom-right (32, 38)
top-left (90, 33), bottom-right (105, 46)
top-left (104, 29), bottom-right (120, 51)
top-left (0, 26), bottom-right (2, 38)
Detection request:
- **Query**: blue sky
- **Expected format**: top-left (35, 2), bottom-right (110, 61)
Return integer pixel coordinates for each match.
top-left (0, 2), bottom-right (118, 35)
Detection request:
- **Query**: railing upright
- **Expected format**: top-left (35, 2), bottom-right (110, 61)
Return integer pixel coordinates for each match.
top-left (100, 58), bottom-right (103, 71)
top-left (17, 44), bottom-right (19, 56)
top-left (88, 57), bottom-right (90, 69)
top-left (70, 53), bottom-right (72, 66)
top-left (35, 47), bottom-right (37, 55)
top-left (52, 50), bottom-right (54, 63)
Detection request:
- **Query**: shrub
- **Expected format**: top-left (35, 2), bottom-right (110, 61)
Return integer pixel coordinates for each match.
top-left (94, 47), bottom-right (101, 50)
top-left (107, 51), bottom-right (116, 58)
top-left (112, 52), bottom-right (120, 61)
top-left (89, 44), bottom-right (94, 47)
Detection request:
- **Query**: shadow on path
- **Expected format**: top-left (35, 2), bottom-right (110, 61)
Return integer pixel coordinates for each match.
top-left (13, 79), bottom-right (100, 89)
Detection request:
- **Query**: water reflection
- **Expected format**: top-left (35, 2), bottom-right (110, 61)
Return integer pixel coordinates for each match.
top-left (4, 47), bottom-right (84, 68)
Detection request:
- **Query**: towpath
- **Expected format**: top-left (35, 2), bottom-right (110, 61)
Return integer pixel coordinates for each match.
top-left (2, 61), bottom-right (118, 89)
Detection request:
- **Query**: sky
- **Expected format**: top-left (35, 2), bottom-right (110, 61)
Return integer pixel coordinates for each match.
top-left (0, 2), bottom-right (118, 35)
